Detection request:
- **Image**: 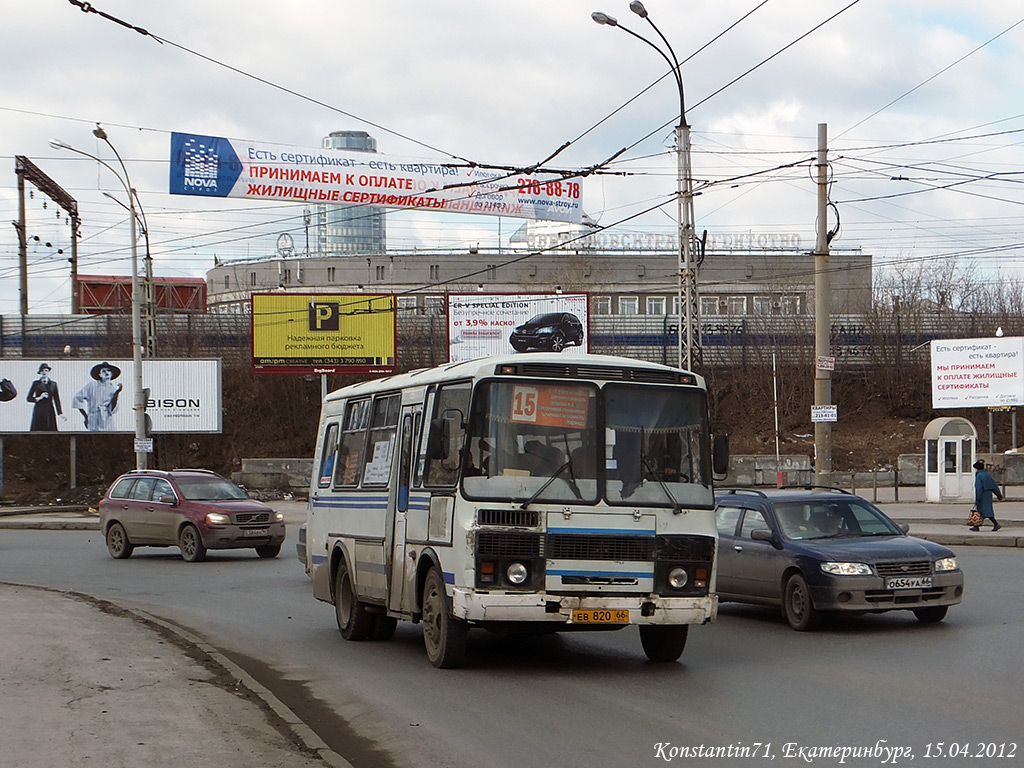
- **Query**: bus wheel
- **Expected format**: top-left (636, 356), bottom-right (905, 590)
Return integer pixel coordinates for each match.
top-left (421, 567), bottom-right (467, 668)
top-left (639, 624), bottom-right (688, 662)
top-left (335, 561), bottom-right (373, 641)
top-left (370, 614), bottom-right (398, 640)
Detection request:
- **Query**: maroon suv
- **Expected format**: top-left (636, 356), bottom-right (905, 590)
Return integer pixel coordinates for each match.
top-left (99, 469), bottom-right (286, 562)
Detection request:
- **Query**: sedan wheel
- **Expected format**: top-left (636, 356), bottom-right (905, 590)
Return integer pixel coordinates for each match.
top-left (179, 525), bottom-right (207, 563)
top-left (255, 544), bottom-right (281, 558)
top-left (105, 522), bottom-right (133, 559)
top-left (784, 573), bottom-right (821, 631)
top-left (913, 605), bottom-right (948, 623)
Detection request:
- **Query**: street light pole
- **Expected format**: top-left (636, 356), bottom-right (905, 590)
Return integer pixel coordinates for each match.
top-left (50, 131), bottom-right (149, 470)
top-left (592, 2), bottom-right (701, 371)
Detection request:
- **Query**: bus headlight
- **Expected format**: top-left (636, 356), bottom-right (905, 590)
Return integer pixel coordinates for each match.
top-left (667, 566), bottom-right (688, 589)
top-left (506, 562), bottom-right (529, 585)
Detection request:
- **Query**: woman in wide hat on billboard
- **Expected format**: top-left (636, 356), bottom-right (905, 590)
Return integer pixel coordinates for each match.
top-left (71, 362), bottom-right (123, 431)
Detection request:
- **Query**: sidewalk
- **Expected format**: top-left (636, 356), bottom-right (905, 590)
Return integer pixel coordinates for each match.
top-left (0, 582), bottom-right (347, 768)
top-left (1, 493), bottom-right (1022, 547)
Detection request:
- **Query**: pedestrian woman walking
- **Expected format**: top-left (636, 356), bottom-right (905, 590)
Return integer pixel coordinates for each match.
top-left (971, 460), bottom-right (1003, 531)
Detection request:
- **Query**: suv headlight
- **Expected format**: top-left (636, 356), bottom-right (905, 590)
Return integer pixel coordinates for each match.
top-left (206, 512), bottom-right (230, 525)
top-left (820, 561), bottom-right (872, 575)
top-left (934, 557), bottom-right (959, 572)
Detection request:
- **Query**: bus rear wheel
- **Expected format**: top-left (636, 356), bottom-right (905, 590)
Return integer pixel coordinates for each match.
top-left (335, 560), bottom-right (373, 641)
top-left (421, 567), bottom-right (467, 668)
top-left (639, 624), bottom-right (688, 662)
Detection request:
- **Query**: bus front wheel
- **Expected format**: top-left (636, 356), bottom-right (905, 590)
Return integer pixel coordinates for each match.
top-left (335, 560), bottom-right (373, 641)
top-left (421, 567), bottom-right (467, 668)
top-left (639, 624), bottom-right (688, 662)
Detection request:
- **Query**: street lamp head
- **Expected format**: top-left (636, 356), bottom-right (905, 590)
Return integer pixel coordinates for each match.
top-left (49, 139), bottom-right (72, 151)
top-left (591, 11), bottom-right (618, 26)
top-left (629, 1), bottom-right (648, 18)
top-left (92, 124), bottom-right (108, 141)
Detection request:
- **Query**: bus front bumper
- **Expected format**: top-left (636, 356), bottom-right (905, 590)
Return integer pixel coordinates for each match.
top-left (451, 589), bottom-right (717, 625)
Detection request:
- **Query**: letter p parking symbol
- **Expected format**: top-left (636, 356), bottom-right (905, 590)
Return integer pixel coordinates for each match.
top-left (310, 302), bottom-right (340, 331)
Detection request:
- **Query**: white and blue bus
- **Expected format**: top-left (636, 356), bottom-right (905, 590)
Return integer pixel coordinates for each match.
top-left (306, 352), bottom-right (728, 667)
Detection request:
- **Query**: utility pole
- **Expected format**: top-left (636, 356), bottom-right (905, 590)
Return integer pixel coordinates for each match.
top-left (813, 123), bottom-right (832, 482)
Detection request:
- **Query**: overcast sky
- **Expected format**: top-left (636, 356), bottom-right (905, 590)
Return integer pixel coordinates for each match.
top-left (2, 0), bottom-right (1023, 313)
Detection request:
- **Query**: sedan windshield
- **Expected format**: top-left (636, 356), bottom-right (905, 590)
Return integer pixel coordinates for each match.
top-left (774, 498), bottom-right (904, 540)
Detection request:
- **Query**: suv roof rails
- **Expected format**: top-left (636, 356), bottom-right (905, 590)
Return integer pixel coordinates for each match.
top-left (779, 485), bottom-right (852, 494)
top-left (716, 487), bottom-right (768, 497)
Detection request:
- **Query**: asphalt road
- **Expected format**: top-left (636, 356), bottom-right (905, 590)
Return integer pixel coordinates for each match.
top-left (1, 525), bottom-right (1021, 768)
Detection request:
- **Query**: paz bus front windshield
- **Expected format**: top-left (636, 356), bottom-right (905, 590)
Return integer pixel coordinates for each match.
top-left (461, 380), bottom-right (713, 508)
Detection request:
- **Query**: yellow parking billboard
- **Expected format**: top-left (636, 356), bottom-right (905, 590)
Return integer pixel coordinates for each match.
top-left (251, 293), bottom-right (396, 374)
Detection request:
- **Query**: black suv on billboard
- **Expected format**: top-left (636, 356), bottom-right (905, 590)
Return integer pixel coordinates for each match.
top-left (509, 312), bottom-right (584, 352)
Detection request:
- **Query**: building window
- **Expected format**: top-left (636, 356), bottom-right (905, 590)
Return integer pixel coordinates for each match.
top-left (429, 265), bottom-right (440, 281)
top-left (646, 296), bottom-right (666, 315)
top-left (781, 295), bottom-right (801, 315)
top-left (486, 264), bottom-right (498, 280)
top-left (753, 296), bottom-right (771, 315)
top-left (327, 267), bottom-right (336, 282)
top-left (727, 296), bottom-right (747, 315)
top-left (425, 296), bottom-right (445, 315)
top-left (594, 296), bottom-right (611, 315)
top-left (223, 275), bottom-right (229, 289)
top-left (618, 296), bottom-right (639, 315)
top-left (375, 265), bottom-right (385, 280)
top-left (700, 296), bottom-right (719, 316)
top-left (250, 272), bottom-right (256, 287)
top-left (282, 269), bottom-right (291, 284)
top-left (397, 295), bottom-right (418, 315)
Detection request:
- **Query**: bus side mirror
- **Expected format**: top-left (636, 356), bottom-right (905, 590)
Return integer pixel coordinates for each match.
top-left (427, 419), bottom-right (449, 460)
top-left (712, 434), bottom-right (729, 477)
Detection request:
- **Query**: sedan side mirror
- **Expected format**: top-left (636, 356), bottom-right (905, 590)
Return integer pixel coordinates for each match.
top-left (751, 528), bottom-right (782, 548)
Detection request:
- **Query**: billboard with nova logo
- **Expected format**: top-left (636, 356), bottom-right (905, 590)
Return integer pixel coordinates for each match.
top-left (251, 293), bottom-right (396, 375)
top-left (169, 132), bottom-right (584, 224)
top-left (0, 359), bottom-right (221, 434)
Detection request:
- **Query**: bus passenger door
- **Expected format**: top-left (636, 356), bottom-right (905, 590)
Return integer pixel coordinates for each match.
top-left (389, 408), bottom-right (418, 613)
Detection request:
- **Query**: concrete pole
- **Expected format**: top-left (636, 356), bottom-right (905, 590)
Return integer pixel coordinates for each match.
top-left (814, 123), bottom-right (832, 482)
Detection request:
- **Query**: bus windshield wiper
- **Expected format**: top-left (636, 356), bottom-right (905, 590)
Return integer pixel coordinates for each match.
top-left (521, 460), bottom-right (582, 509)
top-left (640, 454), bottom-right (683, 515)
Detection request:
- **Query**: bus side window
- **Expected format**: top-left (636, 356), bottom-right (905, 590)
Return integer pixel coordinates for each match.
top-left (336, 399), bottom-right (370, 487)
top-left (318, 423), bottom-right (339, 488)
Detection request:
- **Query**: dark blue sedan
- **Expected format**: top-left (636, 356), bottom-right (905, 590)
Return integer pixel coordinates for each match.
top-left (714, 487), bottom-right (964, 630)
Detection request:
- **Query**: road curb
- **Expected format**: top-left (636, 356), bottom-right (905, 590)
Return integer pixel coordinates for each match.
top-left (133, 608), bottom-right (354, 768)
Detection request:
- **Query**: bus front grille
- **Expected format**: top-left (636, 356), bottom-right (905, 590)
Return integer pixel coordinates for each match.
top-left (548, 534), bottom-right (655, 561)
